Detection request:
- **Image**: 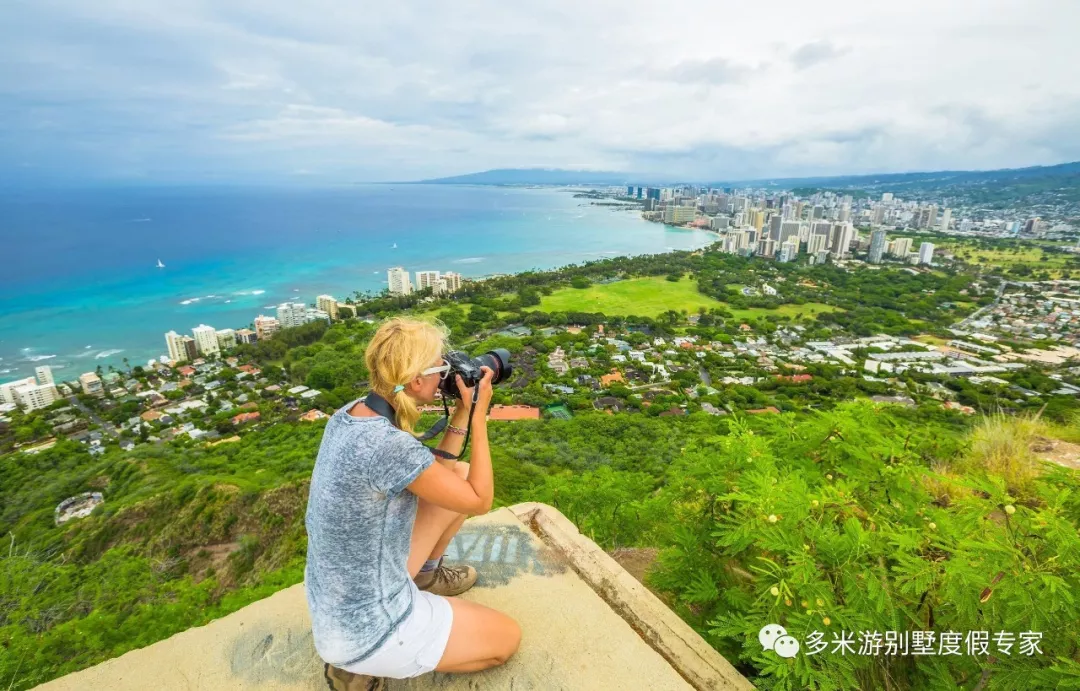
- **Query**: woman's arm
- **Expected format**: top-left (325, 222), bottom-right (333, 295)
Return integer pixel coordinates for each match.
top-left (407, 369), bottom-right (495, 515)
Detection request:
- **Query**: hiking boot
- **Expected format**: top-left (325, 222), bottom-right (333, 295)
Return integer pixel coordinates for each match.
top-left (414, 556), bottom-right (478, 596)
top-left (324, 662), bottom-right (386, 691)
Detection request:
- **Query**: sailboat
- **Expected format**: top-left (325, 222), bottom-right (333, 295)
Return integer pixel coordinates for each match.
top-left (156, 259), bottom-right (165, 268)
top-left (392, 243), bottom-right (398, 249)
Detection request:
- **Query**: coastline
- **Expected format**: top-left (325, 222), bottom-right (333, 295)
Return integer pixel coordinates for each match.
top-left (0, 185), bottom-right (717, 382)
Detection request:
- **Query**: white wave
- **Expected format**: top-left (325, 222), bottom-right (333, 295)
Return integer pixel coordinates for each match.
top-left (263, 305), bottom-right (276, 309)
top-left (0, 368), bottom-right (11, 374)
top-left (251, 290), bottom-right (265, 295)
top-left (95, 349), bottom-right (124, 359)
top-left (180, 297), bottom-right (201, 305)
top-left (453, 257), bottom-right (485, 264)
top-left (50, 363), bottom-right (67, 370)
top-left (131, 218), bottom-right (152, 222)
top-left (225, 300), bottom-right (232, 304)
top-left (25, 354), bottom-right (57, 362)
top-left (85, 345), bottom-right (93, 349)
top-left (205, 294), bottom-right (218, 299)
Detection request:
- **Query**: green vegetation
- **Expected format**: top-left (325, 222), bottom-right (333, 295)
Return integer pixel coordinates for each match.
top-left (3, 245), bottom-right (1080, 689)
top-left (535, 276), bottom-right (724, 318)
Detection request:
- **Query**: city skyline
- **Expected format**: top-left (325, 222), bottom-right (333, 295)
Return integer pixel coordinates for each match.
top-left (3, 1), bottom-right (1079, 185)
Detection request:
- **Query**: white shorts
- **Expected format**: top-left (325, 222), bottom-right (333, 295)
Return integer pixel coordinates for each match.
top-left (342, 580), bottom-right (454, 678)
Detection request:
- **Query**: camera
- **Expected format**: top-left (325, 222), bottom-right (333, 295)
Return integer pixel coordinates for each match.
top-left (438, 348), bottom-right (512, 400)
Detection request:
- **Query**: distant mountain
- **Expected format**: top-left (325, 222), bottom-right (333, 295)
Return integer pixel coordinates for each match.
top-left (414, 168), bottom-right (647, 186)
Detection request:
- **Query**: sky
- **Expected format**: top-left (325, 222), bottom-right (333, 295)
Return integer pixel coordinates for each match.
top-left (2, 0), bottom-right (1079, 184)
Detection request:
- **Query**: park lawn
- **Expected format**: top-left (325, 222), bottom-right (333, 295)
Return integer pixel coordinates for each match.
top-left (533, 276), bottom-right (842, 322)
top-left (534, 276), bottom-right (724, 318)
top-left (914, 334), bottom-right (950, 346)
top-left (727, 302), bottom-right (840, 322)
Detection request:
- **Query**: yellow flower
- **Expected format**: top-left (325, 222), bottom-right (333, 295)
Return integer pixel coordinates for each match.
top-left (770, 586), bottom-right (780, 596)
top-left (823, 616), bottom-right (831, 626)
top-left (816, 598), bottom-right (824, 607)
top-left (768, 514), bottom-right (778, 523)
top-left (1004, 504), bottom-right (1016, 515)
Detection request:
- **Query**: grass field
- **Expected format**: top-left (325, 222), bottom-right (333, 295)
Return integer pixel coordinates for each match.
top-left (914, 334), bottom-right (950, 346)
top-left (533, 276), bottom-right (841, 321)
top-left (941, 244), bottom-right (1077, 277)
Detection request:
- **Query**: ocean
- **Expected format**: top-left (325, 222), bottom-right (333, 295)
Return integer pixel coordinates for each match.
top-left (0, 185), bottom-right (715, 382)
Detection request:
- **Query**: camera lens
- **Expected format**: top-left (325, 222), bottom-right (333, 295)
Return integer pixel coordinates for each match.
top-left (476, 348), bottom-right (512, 385)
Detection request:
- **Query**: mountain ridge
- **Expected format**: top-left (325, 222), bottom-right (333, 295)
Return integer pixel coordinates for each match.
top-left (412, 160), bottom-right (1080, 190)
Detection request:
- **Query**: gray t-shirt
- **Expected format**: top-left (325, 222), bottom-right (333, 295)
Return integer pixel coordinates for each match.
top-left (305, 397), bottom-right (435, 667)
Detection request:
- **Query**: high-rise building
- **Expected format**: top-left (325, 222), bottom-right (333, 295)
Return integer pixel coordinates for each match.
top-left (767, 215), bottom-right (783, 240)
top-left (881, 193), bottom-right (894, 203)
top-left (663, 205), bottom-right (696, 224)
top-left (871, 205), bottom-right (885, 226)
top-left (0, 377), bottom-right (36, 405)
top-left (778, 241), bottom-right (799, 263)
top-left (192, 324), bottom-right (221, 357)
top-left (758, 238), bottom-right (776, 258)
top-left (15, 382), bottom-right (59, 411)
top-left (236, 329), bottom-right (258, 345)
top-left (812, 205), bottom-right (824, 219)
top-left (180, 336), bottom-right (197, 361)
top-left (830, 223), bottom-right (854, 258)
top-left (918, 242), bottom-right (935, 265)
top-left (442, 272), bottom-right (463, 293)
top-left (816, 249), bottom-right (830, 264)
top-left (415, 270), bottom-right (441, 292)
top-left (316, 295), bottom-right (339, 320)
top-left (779, 221), bottom-right (801, 247)
top-left (940, 208), bottom-right (952, 232)
top-left (807, 232), bottom-right (828, 255)
top-left (79, 372), bottom-right (104, 397)
top-left (254, 315), bottom-right (280, 340)
top-left (306, 308), bottom-right (331, 325)
top-left (387, 267), bottom-right (413, 296)
top-left (215, 328), bottom-right (237, 351)
top-left (747, 209), bottom-right (764, 231)
top-left (277, 302), bottom-right (308, 328)
top-left (838, 204), bottom-right (851, 223)
top-left (890, 237), bottom-right (913, 258)
top-left (35, 365), bottom-right (54, 386)
top-left (165, 330), bottom-right (189, 363)
top-left (868, 229), bottom-right (888, 263)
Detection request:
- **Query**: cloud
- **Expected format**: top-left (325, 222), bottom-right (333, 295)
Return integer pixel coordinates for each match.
top-left (1, 0), bottom-right (1078, 183)
top-left (789, 41), bottom-right (850, 70)
top-left (661, 57), bottom-right (759, 86)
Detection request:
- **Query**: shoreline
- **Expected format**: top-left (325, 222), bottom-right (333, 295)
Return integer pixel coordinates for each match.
top-left (1, 188), bottom-right (717, 383)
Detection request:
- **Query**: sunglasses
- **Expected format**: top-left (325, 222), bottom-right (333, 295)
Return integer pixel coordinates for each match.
top-left (420, 359), bottom-right (451, 380)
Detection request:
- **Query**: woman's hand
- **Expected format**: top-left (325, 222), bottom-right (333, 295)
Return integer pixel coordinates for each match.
top-left (454, 366), bottom-right (495, 418)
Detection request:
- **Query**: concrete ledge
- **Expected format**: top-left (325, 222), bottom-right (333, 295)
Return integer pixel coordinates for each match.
top-left (35, 503), bottom-right (754, 691)
top-left (509, 503), bottom-right (754, 691)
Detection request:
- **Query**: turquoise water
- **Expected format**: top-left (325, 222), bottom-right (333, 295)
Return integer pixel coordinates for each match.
top-left (0, 185), bottom-right (715, 382)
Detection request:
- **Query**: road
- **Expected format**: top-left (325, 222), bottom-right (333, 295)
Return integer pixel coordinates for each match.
top-left (954, 281), bottom-right (1008, 330)
top-left (67, 395), bottom-right (120, 439)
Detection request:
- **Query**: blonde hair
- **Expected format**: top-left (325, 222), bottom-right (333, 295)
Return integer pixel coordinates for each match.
top-left (364, 317), bottom-right (449, 434)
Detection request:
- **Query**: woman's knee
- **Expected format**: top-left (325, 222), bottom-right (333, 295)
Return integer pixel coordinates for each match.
top-left (498, 618), bottom-right (522, 661)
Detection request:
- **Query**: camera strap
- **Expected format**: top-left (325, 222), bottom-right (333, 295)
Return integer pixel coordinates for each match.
top-left (362, 390), bottom-right (476, 461)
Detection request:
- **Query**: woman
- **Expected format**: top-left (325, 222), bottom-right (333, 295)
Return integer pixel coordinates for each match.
top-left (305, 318), bottom-right (522, 690)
